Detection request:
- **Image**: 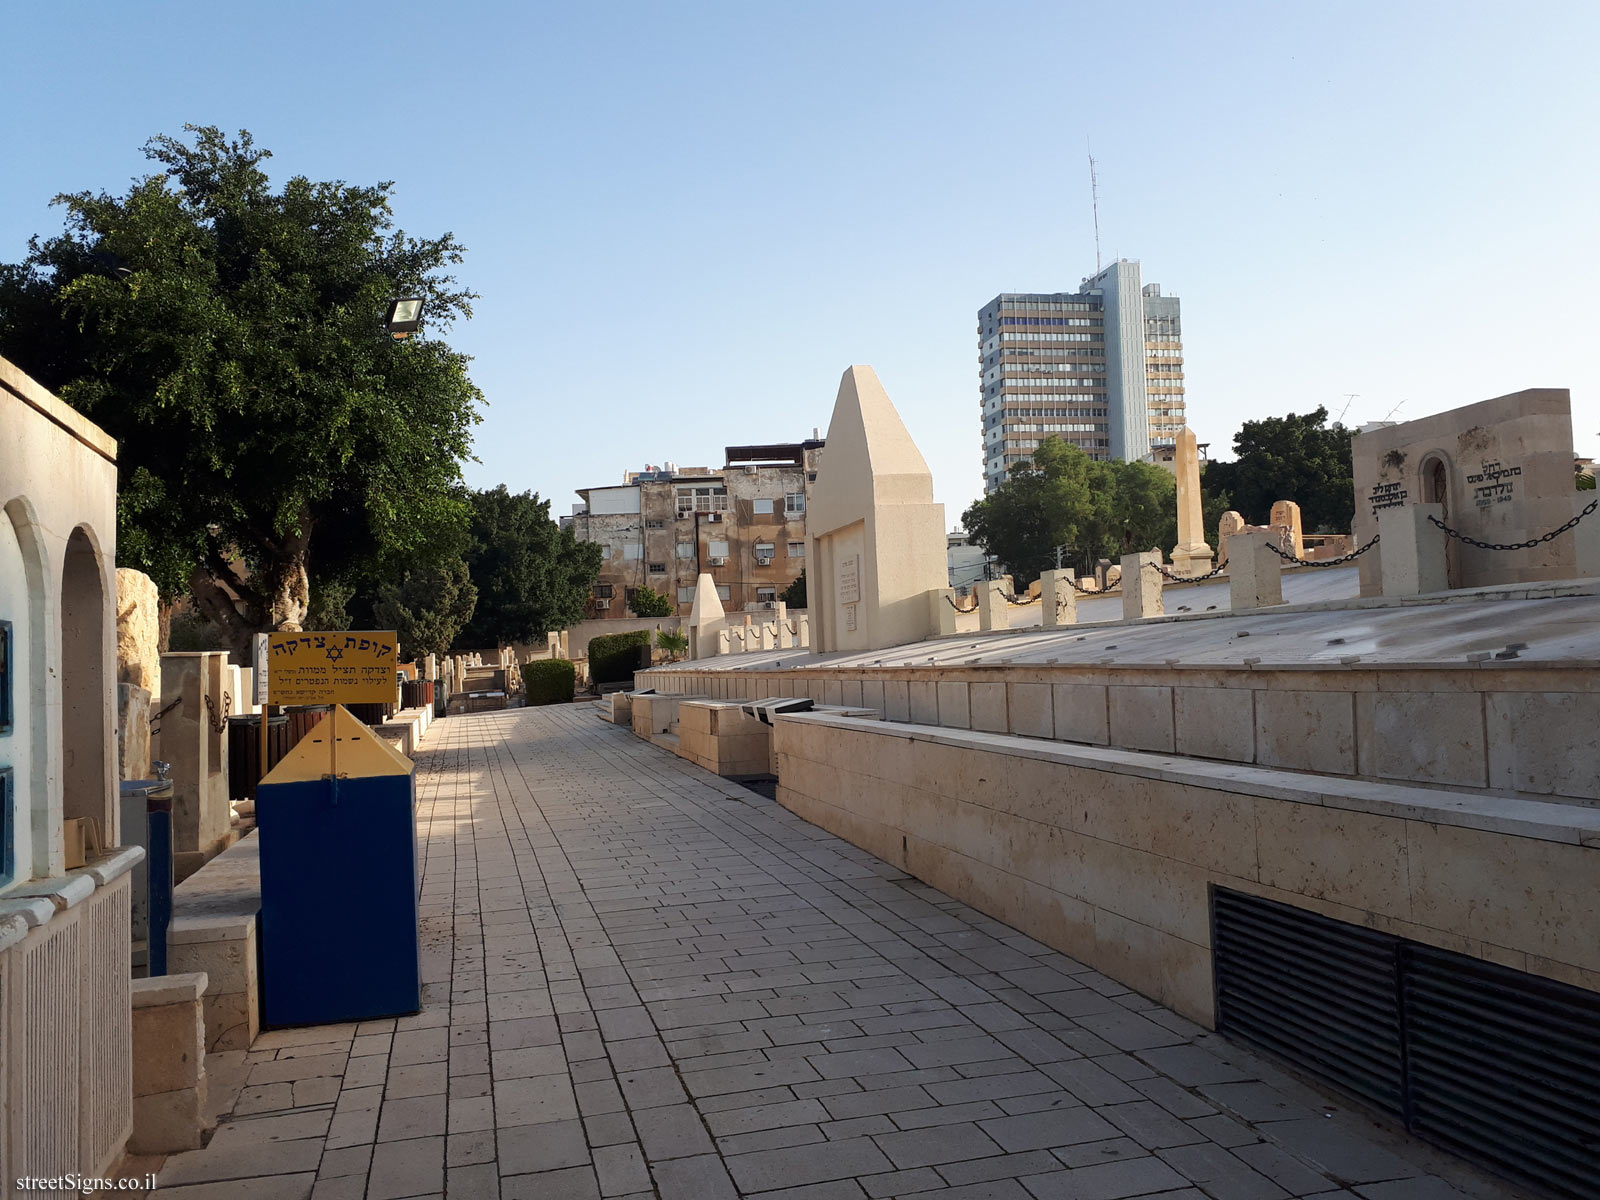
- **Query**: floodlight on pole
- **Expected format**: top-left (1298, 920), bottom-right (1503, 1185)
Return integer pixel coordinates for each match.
top-left (384, 296), bottom-right (425, 340)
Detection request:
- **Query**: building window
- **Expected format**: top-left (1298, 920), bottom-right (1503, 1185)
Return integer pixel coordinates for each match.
top-left (756, 586), bottom-right (777, 604)
top-left (648, 562), bottom-right (666, 574)
top-left (716, 585), bottom-right (731, 601)
top-left (787, 541), bottom-right (805, 557)
top-left (753, 498), bottom-right (774, 515)
top-left (785, 492), bottom-right (806, 515)
top-left (676, 542), bottom-right (695, 559)
top-left (594, 584), bottom-right (614, 599)
top-left (754, 542), bottom-right (775, 558)
top-left (677, 587), bottom-right (695, 603)
top-left (0, 767), bottom-right (12, 889)
top-left (644, 519), bottom-right (666, 529)
top-left (708, 540), bottom-right (730, 558)
top-left (622, 544), bottom-right (643, 560)
top-left (0, 620), bottom-right (11, 736)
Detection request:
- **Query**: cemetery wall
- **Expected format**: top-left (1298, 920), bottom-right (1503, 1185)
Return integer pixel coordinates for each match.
top-left (644, 658), bottom-right (1600, 803)
top-left (772, 712), bottom-right (1600, 1026)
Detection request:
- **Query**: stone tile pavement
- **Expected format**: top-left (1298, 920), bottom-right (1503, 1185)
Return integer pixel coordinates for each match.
top-left (145, 705), bottom-right (1521, 1200)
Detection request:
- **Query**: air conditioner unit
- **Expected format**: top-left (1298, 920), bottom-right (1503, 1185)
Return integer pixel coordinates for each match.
top-left (755, 556), bottom-right (773, 566)
top-left (707, 512), bottom-right (724, 523)
top-left (595, 599), bottom-right (611, 611)
top-left (709, 556), bottom-right (727, 566)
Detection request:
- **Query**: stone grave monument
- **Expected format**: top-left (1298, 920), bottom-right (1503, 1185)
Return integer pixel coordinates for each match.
top-left (1352, 388), bottom-right (1581, 596)
top-left (686, 571), bottom-right (727, 660)
top-left (806, 365), bottom-right (947, 653)
top-left (1169, 427), bottom-right (1214, 576)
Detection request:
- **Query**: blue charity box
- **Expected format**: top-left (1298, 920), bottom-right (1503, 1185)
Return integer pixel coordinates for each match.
top-left (257, 705), bottom-right (421, 1027)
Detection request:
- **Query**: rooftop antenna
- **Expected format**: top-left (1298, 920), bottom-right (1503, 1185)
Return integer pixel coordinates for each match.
top-left (1381, 399), bottom-right (1406, 422)
top-left (1336, 393), bottom-right (1359, 423)
top-left (1087, 143), bottom-right (1103, 273)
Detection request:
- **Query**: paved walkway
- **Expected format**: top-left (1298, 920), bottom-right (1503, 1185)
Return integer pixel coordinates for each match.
top-left (153, 705), bottom-right (1514, 1200)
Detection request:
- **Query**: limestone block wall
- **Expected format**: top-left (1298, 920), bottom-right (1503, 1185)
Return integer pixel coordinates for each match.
top-left (773, 714), bottom-right (1600, 1027)
top-left (644, 662), bottom-right (1600, 803)
top-left (677, 702), bottom-right (773, 777)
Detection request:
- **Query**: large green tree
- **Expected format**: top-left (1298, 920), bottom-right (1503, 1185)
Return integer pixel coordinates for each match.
top-left (373, 557), bottom-right (479, 661)
top-left (1203, 407), bottom-right (1354, 532)
top-left (455, 487), bottom-right (602, 648)
top-left (962, 437), bottom-right (1177, 586)
top-left (0, 125), bottom-right (482, 651)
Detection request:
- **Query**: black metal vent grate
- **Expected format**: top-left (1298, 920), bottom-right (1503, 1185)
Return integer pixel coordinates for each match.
top-left (1212, 888), bottom-right (1600, 1200)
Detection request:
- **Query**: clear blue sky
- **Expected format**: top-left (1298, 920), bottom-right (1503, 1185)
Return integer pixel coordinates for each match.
top-left (4, 2), bottom-right (1596, 524)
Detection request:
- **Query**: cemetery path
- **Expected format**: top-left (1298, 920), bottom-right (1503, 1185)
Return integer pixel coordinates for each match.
top-left (152, 705), bottom-right (1514, 1200)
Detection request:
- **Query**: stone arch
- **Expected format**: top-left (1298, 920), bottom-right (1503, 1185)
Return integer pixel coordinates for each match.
top-left (1417, 451), bottom-right (1459, 587)
top-left (61, 523), bottom-right (111, 838)
top-left (4, 496), bottom-right (51, 881)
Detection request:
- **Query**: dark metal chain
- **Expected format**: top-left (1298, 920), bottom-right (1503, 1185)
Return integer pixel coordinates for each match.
top-left (1003, 592), bottom-right (1040, 607)
top-left (944, 595), bottom-right (979, 613)
top-left (1147, 558), bottom-right (1229, 583)
top-left (1264, 533), bottom-right (1381, 567)
top-left (1428, 498), bottom-right (1597, 552)
top-left (203, 690), bottom-right (232, 734)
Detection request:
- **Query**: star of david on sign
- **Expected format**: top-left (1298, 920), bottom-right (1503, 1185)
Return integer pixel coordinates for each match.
top-left (324, 647), bottom-right (345, 663)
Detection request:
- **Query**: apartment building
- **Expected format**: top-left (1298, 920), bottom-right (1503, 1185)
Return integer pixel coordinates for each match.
top-left (978, 259), bottom-right (1186, 493)
top-left (567, 440), bottom-right (823, 616)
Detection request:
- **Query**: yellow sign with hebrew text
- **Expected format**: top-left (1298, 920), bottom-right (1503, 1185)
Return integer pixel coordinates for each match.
top-left (266, 631), bottom-right (399, 705)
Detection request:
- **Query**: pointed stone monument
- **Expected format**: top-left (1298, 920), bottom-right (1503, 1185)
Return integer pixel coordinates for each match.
top-left (807, 366), bottom-right (948, 653)
top-left (1169, 427), bottom-right (1214, 577)
top-left (685, 572), bottom-right (726, 660)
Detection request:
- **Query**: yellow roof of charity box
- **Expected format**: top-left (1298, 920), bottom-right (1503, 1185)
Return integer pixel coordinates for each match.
top-left (261, 705), bottom-right (414, 783)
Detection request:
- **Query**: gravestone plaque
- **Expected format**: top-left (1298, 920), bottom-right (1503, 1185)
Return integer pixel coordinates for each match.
top-left (838, 555), bottom-right (861, 604)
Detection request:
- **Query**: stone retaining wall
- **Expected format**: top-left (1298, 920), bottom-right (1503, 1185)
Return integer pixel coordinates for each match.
top-left (773, 713), bottom-right (1600, 1026)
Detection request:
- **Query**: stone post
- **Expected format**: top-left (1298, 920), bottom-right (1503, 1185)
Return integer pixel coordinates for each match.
top-left (797, 615), bottom-right (810, 648)
top-left (1039, 570), bottom-right (1077, 629)
top-left (1270, 500), bottom-right (1305, 560)
top-left (1229, 530), bottom-right (1286, 611)
top-left (424, 653), bottom-right (437, 680)
top-left (1575, 493), bottom-right (1600, 580)
top-left (1121, 552), bottom-right (1164, 620)
top-left (155, 652), bottom-right (232, 870)
top-left (930, 588), bottom-right (959, 636)
top-left (130, 972), bottom-right (209, 1152)
top-left (1377, 503), bottom-right (1449, 596)
top-left (716, 629), bottom-right (731, 656)
top-left (117, 683), bottom-right (152, 781)
top-left (775, 602), bottom-right (790, 649)
top-left (977, 581), bottom-right (1009, 631)
top-left (1169, 428), bottom-right (1214, 576)
top-left (1217, 511), bottom-right (1245, 568)
top-left (758, 622), bottom-right (776, 651)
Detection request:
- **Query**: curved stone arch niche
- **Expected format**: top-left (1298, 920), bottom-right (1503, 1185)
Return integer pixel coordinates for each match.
top-left (1416, 451), bottom-right (1459, 588)
top-left (61, 523), bottom-right (112, 842)
top-left (2, 496), bottom-right (50, 883)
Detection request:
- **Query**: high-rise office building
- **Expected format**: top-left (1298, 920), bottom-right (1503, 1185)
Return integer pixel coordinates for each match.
top-left (978, 260), bottom-right (1185, 493)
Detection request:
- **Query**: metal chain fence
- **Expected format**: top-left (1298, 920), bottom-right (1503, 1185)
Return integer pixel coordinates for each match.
top-left (1428, 498), bottom-right (1597, 552)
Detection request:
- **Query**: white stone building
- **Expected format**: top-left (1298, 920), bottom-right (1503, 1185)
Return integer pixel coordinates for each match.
top-left (0, 355), bottom-right (141, 1191)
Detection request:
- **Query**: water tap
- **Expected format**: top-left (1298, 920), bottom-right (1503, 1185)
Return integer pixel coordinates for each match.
top-left (152, 760), bottom-right (171, 781)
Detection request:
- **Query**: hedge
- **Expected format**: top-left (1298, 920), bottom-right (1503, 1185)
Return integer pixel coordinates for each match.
top-left (588, 630), bottom-right (651, 684)
top-left (523, 658), bottom-right (576, 706)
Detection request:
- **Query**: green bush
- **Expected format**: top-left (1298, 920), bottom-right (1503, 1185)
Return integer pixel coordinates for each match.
top-left (628, 584), bottom-right (674, 617)
top-left (588, 630), bottom-right (651, 684)
top-left (522, 658), bottom-right (576, 706)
